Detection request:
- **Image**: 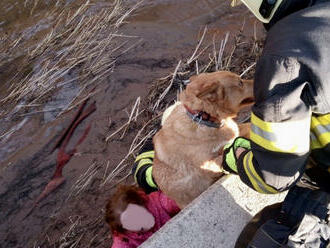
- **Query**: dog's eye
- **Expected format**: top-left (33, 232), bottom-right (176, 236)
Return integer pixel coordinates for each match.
top-left (238, 80), bottom-right (244, 87)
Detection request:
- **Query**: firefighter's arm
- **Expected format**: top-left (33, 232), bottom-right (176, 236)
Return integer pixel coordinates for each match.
top-left (222, 112), bottom-right (311, 194)
top-left (222, 54), bottom-right (312, 193)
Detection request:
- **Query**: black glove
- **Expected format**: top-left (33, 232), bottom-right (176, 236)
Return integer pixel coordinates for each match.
top-left (132, 138), bottom-right (158, 193)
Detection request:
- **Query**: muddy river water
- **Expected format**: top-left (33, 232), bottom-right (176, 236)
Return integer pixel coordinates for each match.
top-left (0, 1), bottom-right (264, 247)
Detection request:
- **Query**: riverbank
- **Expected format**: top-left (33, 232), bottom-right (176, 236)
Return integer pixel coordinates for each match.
top-left (0, 1), bottom-right (264, 247)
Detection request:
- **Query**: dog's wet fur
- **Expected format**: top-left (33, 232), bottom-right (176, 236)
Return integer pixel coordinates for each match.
top-left (152, 71), bottom-right (254, 208)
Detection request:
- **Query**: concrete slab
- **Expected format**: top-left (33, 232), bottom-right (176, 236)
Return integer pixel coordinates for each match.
top-left (141, 175), bottom-right (287, 248)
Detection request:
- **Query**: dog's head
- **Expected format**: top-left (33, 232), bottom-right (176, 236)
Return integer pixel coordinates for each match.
top-left (180, 71), bottom-right (254, 120)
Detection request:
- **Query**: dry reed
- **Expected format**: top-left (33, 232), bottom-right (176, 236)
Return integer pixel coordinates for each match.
top-left (1, 0), bottom-right (143, 120)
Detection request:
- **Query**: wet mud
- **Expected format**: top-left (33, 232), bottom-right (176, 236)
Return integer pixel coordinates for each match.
top-left (0, 0), bottom-right (265, 247)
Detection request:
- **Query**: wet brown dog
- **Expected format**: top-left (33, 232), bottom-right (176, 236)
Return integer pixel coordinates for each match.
top-left (152, 71), bottom-right (254, 208)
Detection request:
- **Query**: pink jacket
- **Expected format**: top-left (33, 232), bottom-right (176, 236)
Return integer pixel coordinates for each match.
top-left (111, 191), bottom-right (180, 248)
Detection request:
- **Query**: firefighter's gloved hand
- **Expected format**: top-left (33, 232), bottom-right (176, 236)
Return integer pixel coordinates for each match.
top-left (222, 137), bottom-right (251, 173)
top-left (132, 138), bottom-right (158, 193)
top-left (132, 150), bottom-right (154, 180)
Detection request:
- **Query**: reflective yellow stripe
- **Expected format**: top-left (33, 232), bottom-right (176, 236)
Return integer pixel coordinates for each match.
top-left (250, 131), bottom-right (282, 153)
top-left (134, 158), bottom-right (153, 179)
top-left (317, 132), bottom-right (330, 147)
top-left (247, 153), bottom-right (278, 194)
top-left (250, 112), bottom-right (310, 154)
top-left (243, 152), bottom-right (263, 193)
top-left (135, 151), bottom-right (155, 162)
top-left (251, 112), bottom-right (273, 132)
top-left (319, 114), bottom-right (330, 124)
top-left (311, 114), bottom-right (330, 128)
top-left (243, 151), bottom-right (278, 194)
top-left (145, 167), bottom-right (157, 188)
top-left (310, 132), bottom-right (322, 149)
top-left (310, 114), bottom-right (330, 148)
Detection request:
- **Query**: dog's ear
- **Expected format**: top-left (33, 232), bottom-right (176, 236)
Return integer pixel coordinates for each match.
top-left (196, 82), bottom-right (223, 102)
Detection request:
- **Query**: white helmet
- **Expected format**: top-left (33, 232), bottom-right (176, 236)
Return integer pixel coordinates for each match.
top-left (231, 0), bottom-right (284, 23)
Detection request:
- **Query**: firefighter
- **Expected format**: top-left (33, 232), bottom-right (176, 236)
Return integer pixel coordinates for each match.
top-left (223, 0), bottom-right (330, 196)
top-left (224, 1), bottom-right (330, 246)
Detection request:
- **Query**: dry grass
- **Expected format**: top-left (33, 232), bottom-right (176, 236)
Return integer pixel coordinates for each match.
top-left (0, 0), bottom-right (143, 120)
top-left (67, 162), bottom-right (100, 200)
top-left (0, 0), bottom-right (62, 68)
top-left (58, 216), bottom-right (83, 248)
top-left (35, 195), bottom-right (109, 247)
top-left (105, 97), bottom-right (143, 142)
top-left (43, 215), bottom-right (105, 248)
top-left (102, 123), bottom-right (157, 186)
top-left (152, 60), bottom-right (182, 112)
